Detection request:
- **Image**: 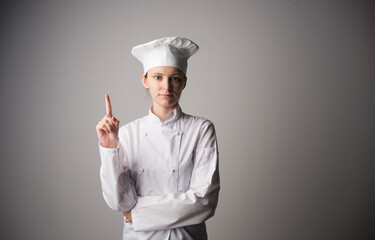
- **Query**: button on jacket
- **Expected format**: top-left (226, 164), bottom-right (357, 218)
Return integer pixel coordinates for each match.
top-left (99, 105), bottom-right (220, 240)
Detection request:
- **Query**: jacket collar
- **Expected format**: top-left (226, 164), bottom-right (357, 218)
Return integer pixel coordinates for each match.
top-left (148, 105), bottom-right (182, 126)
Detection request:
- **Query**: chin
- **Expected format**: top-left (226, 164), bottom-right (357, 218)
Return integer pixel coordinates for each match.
top-left (158, 101), bottom-right (178, 108)
top-left (157, 98), bottom-right (178, 105)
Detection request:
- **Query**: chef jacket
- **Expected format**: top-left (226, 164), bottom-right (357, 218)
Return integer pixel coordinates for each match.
top-left (99, 105), bottom-right (220, 240)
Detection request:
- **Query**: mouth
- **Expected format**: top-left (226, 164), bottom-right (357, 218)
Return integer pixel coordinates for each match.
top-left (159, 94), bottom-right (174, 98)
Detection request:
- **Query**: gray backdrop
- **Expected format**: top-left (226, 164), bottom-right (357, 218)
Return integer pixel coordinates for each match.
top-left (1, 0), bottom-right (374, 239)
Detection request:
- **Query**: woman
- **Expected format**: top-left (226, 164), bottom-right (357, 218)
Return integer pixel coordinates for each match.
top-left (96, 37), bottom-right (220, 239)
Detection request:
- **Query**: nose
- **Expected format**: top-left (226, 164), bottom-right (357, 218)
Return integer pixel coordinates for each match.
top-left (162, 78), bottom-right (172, 91)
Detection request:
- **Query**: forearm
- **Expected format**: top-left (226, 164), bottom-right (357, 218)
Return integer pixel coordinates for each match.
top-left (99, 143), bottom-right (137, 212)
top-left (131, 185), bottom-right (219, 231)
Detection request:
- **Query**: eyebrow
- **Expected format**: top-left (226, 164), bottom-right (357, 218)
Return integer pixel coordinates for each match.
top-left (152, 72), bottom-right (183, 76)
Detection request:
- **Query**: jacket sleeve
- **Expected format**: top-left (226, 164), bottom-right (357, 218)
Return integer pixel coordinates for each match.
top-left (99, 141), bottom-right (137, 212)
top-left (131, 122), bottom-right (220, 232)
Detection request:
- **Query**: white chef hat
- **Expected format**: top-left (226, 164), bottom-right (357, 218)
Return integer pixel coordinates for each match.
top-left (131, 37), bottom-right (199, 75)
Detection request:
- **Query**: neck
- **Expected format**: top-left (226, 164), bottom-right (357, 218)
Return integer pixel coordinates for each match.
top-left (152, 104), bottom-right (177, 120)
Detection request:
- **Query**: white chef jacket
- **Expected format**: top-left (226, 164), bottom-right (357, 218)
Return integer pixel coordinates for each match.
top-left (99, 105), bottom-right (220, 240)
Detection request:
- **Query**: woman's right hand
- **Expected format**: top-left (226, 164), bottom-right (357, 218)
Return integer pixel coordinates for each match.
top-left (96, 94), bottom-right (120, 148)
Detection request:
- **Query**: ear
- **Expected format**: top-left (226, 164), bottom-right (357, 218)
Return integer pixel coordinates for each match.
top-left (142, 74), bottom-right (148, 88)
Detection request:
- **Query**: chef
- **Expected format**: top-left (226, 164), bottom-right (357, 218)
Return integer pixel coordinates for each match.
top-left (96, 37), bottom-right (220, 240)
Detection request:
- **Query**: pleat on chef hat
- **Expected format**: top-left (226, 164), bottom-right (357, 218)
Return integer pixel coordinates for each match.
top-left (131, 37), bottom-right (199, 75)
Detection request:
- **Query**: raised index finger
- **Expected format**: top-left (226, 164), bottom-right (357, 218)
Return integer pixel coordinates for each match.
top-left (105, 94), bottom-right (112, 117)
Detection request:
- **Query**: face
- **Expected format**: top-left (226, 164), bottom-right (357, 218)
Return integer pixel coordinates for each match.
top-left (142, 66), bottom-right (187, 111)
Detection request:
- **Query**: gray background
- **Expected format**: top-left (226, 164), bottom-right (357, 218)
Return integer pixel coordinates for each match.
top-left (1, 0), bottom-right (374, 239)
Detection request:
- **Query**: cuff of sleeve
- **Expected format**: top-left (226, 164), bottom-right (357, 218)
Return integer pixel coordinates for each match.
top-left (131, 197), bottom-right (150, 231)
top-left (132, 204), bottom-right (150, 232)
top-left (98, 141), bottom-right (120, 151)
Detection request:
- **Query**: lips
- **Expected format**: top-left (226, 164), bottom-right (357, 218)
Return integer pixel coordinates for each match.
top-left (160, 94), bottom-right (174, 98)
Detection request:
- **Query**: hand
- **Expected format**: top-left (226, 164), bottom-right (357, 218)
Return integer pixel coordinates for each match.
top-left (123, 211), bottom-right (132, 223)
top-left (96, 94), bottom-right (120, 148)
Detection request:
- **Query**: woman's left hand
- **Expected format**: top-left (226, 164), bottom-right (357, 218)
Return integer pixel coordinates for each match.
top-left (123, 211), bottom-right (132, 223)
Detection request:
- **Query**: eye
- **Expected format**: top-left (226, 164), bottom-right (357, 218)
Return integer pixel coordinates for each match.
top-left (171, 77), bottom-right (181, 81)
top-left (154, 76), bottom-right (162, 80)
